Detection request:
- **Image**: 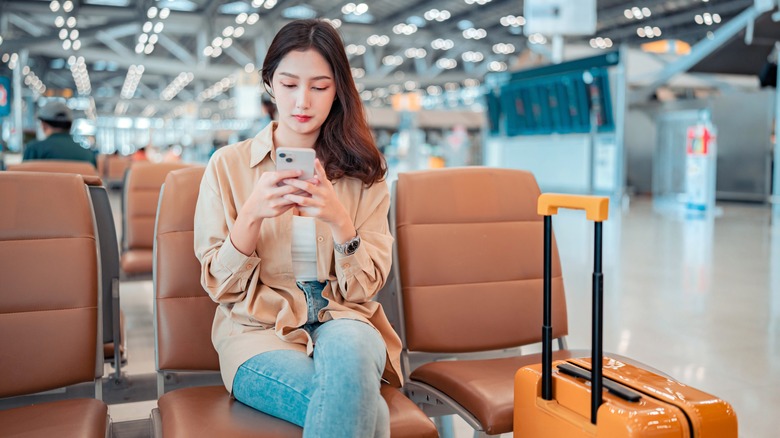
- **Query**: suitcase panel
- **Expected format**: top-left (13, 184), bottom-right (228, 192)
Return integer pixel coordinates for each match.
top-left (568, 358), bottom-right (738, 438)
top-left (515, 362), bottom-right (690, 438)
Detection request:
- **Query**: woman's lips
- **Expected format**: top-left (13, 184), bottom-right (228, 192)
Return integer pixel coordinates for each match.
top-left (293, 115), bottom-right (312, 123)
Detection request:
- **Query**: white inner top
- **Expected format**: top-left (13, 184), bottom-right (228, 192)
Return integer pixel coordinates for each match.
top-left (292, 215), bottom-right (318, 281)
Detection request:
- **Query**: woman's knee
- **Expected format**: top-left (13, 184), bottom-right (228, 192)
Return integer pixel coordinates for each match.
top-left (312, 320), bottom-right (386, 373)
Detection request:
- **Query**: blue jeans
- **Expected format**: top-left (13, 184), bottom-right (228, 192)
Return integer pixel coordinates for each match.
top-left (232, 281), bottom-right (390, 438)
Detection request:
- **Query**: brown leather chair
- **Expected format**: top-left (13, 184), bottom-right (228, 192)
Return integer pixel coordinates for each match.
top-left (377, 167), bottom-right (581, 437)
top-left (151, 167), bottom-right (438, 438)
top-left (0, 172), bottom-right (110, 437)
top-left (97, 153), bottom-right (107, 179)
top-left (6, 161), bottom-right (126, 381)
top-left (7, 160), bottom-right (101, 186)
top-left (104, 154), bottom-right (132, 189)
top-left (121, 161), bottom-right (192, 277)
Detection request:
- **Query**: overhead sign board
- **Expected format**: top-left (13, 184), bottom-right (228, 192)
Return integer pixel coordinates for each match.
top-left (524, 0), bottom-right (597, 36)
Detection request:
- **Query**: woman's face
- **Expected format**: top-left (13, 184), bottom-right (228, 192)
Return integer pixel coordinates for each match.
top-left (271, 49), bottom-right (337, 141)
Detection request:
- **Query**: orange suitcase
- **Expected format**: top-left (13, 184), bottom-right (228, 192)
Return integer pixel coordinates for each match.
top-left (514, 194), bottom-right (738, 437)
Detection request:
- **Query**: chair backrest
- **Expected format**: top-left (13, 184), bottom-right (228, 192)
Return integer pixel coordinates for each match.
top-left (391, 167), bottom-right (568, 354)
top-left (0, 172), bottom-right (102, 397)
top-left (96, 153), bottom-right (108, 180)
top-left (123, 162), bottom-right (192, 252)
top-left (153, 166), bottom-right (218, 374)
top-left (8, 160), bottom-right (102, 186)
top-left (7, 161), bottom-right (121, 352)
top-left (105, 154), bottom-right (132, 185)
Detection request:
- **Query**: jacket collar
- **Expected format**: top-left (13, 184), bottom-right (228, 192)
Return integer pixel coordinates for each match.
top-left (250, 121), bottom-right (277, 168)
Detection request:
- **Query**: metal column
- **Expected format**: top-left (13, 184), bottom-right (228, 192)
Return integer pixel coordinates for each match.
top-left (773, 42), bottom-right (780, 221)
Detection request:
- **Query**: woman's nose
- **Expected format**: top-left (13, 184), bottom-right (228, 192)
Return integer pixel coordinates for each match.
top-left (295, 89), bottom-right (310, 109)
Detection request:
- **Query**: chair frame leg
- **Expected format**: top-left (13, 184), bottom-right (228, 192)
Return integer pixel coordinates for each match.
top-left (433, 415), bottom-right (455, 438)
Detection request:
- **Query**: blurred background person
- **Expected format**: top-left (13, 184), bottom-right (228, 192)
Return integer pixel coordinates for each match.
top-left (23, 101), bottom-right (96, 167)
top-left (132, 146), bottom-right (148, 162)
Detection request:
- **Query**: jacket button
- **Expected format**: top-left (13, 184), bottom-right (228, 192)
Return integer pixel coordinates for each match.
top-left (317, 236), bottom-right (324, 242)
top-left (342, 263), bottom-right (350, 269)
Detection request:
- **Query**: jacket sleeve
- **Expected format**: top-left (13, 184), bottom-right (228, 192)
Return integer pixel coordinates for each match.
top-left (333, 181), bottom-right (393, 303)
top-left (193, 161), bottom-right (260, 304)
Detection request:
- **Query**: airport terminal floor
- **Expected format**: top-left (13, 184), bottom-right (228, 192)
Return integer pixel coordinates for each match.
top-left (100, 187), bottom-right (780, 437)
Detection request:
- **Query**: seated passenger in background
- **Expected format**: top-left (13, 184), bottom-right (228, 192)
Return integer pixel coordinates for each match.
top-left (23, 101), bottom-right (96, 166)
top-left (194, 19), bottom-right (401, 438)
top-left (132, 146), bottom-right (148, 162)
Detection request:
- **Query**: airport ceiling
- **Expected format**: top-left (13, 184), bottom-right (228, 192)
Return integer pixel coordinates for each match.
top-left (0, 0), bottom-right (762, 117)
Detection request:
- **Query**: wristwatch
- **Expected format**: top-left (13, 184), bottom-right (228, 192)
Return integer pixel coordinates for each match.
top-left (334, 234), bottom-right (361, 256)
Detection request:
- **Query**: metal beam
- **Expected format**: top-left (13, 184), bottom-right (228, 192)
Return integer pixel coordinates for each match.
top-left (29, 43), bottom-right (237, 80)
top-left (8, 13), bottom-right (46, 37)
top-left (224, 44), bottom-right (254, 67)
top-left (1, 20), bottom-right (135, 52)
top-left (598, 1), bottom-right (754, 41)
top-left (633, 4), bottom-right (769, 102)
top-left (156, 33), bottom-right (197, 64)
top-left (95, 30), bottom-right (136, 59)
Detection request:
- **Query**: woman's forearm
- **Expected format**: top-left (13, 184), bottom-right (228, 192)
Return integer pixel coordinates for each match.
top-left (231, 209), bottom-right (263, 256)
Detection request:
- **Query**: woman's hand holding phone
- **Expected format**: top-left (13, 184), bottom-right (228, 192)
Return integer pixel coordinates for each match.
top-left (282, 159), bottom-right (356, 243)
top-left (244, 170), bottom-right (305, 219)
top-left (231, 169), bottom-right (305, 256)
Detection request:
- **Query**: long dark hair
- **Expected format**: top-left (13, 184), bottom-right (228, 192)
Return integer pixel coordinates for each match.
top-left (262, 19), bottom-right (386, 186)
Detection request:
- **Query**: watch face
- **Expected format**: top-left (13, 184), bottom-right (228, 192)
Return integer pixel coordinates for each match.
top-left (347, 240), bottom-right (359, 253)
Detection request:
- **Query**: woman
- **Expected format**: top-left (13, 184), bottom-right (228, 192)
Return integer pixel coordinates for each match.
top-left (193, 19), bottom-right (401, 437)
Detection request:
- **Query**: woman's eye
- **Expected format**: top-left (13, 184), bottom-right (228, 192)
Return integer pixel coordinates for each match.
top-left (282, 83), bottom-right (296, 88)
top-left (312, 87), bottom-right (328, 91)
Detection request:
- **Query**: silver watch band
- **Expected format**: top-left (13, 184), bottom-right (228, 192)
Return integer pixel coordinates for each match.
top-left (334, 234), bottom-right (361, 255)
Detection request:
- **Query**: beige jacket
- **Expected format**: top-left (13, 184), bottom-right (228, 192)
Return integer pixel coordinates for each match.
top-left (194, 122), bottom-right (402, 392)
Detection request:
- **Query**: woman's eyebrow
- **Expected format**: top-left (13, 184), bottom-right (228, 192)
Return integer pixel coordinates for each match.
top-left (278, 72), bottom-right (332, 81)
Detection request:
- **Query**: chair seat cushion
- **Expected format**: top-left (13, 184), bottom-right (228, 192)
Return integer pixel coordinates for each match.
top-left (158, 385), bottom-right (437, 438)
top-left (120, 249), bottom-right (153, 275)
top-left (381, 384), bottom-right (439, 438)
top-left (158, 386), bottom-right (301, 438)
top-left (409, 350), bottom-right (584, 435)
top-left (0, 398), bottom-right (108, 438)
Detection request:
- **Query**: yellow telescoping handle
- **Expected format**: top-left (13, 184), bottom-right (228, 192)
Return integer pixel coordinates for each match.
top-left (537, 193), bottom-right (609, 222)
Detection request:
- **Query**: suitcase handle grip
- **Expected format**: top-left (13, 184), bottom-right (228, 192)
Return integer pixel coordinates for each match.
top-left (537, 194), bottom-right (609, 222)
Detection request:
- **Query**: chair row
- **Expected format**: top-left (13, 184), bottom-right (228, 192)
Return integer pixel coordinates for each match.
top-left (4, 160), bottom-right (193, 383)
top-left (154, 166), bottom-right (579, 437)
top-left (1, 164), bottom-right (579, 437)
top-left (0, 167), bottom-right (441, 437)
top-left (96, 153), bottom-right (133, 189)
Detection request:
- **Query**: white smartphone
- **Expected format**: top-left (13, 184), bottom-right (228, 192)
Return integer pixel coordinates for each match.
top-left (276, 147), bottom-right (316, 180)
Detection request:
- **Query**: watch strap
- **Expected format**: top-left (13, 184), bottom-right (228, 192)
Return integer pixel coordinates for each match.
top-left (335, 234), bottom-right (361, 255)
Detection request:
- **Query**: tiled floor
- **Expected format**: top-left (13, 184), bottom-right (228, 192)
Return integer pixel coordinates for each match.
top-left (109, 191), bottom-right (777, 437)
